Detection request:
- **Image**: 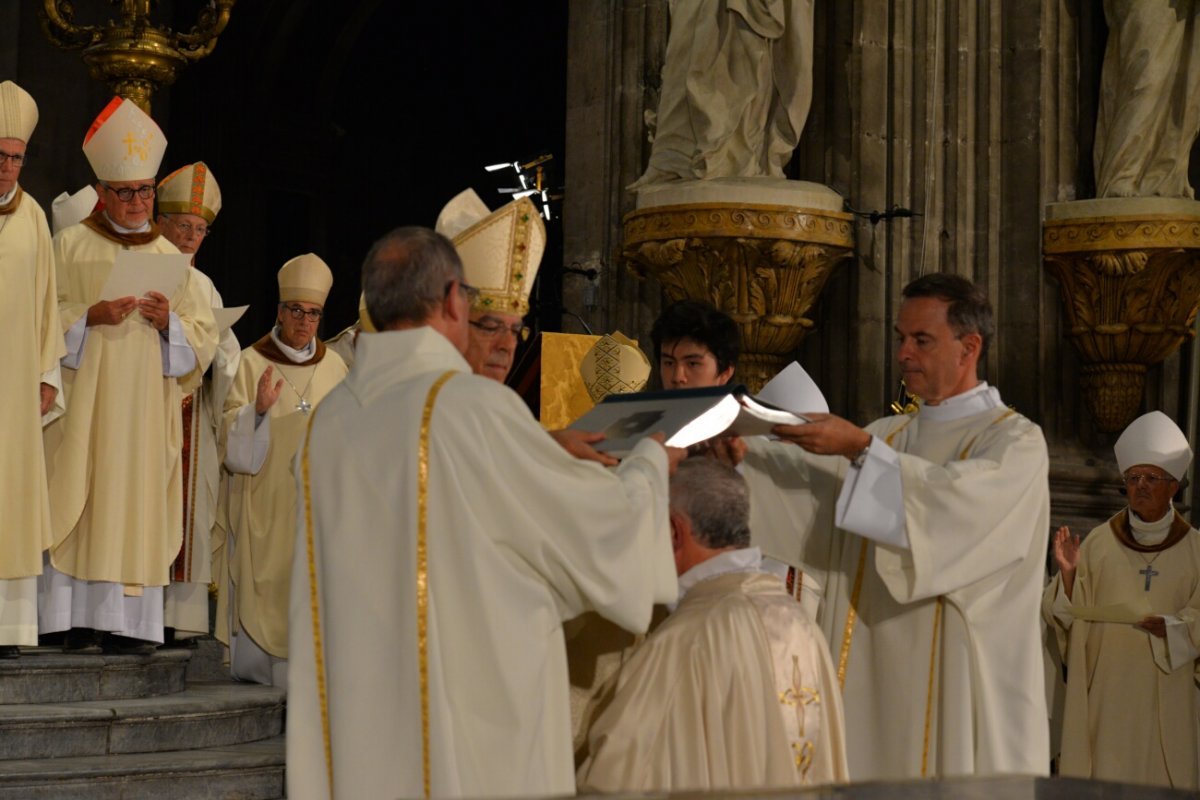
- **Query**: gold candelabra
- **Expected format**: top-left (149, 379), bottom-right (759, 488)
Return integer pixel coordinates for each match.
top-left (39, 0), bottom-right (236, 113)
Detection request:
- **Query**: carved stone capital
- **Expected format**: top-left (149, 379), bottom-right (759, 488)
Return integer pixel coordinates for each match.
top-left (623, 202), bottom-right (854, 391)
top-left (1044, 210), bottom-right (1200, 432)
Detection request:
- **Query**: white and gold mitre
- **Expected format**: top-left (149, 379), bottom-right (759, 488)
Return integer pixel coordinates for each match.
top-left (50, 185), bottom-right (99, 234)
top-left (1115, 410), bottom-right (1193, 480)
top-left (435, 188), bottom-right (546, 316)
top-left (0, 81), bottom-right (37, 143)
top-left (580, 332), bottom-right (651, 403)
top-left (82, 97), bottom-right (166, 182)
top-left (157, 162), bottom-right (222, 223)
top-left (278, 253), bottom-right (333, 306)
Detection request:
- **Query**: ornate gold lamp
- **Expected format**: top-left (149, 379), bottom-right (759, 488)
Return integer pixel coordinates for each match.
top-left (1044, 206), bottom-right (1200, 432)
top-left (39, 0), bottom-right (236, 113)
top-left (623, 197), bottom-right (854, 392)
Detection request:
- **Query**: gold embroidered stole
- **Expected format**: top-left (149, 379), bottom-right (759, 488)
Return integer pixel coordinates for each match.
top-left (835, 407), bottom-right (1017, 776)
top-left (300, 369), bottom-right (455, 799)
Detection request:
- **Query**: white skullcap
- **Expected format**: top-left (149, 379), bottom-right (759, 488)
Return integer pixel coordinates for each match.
top-left (50, 185), bottom-right (99, 235)
top-left (1114, 411), bottom-right (1192, 480)
top-left (0, 81), bottom-right (37, 143)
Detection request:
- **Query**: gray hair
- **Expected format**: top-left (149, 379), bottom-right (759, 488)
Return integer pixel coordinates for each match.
top-left (670, 458), bottom-right (750, 550)
top-left (901, 272), bottom-right (994, 358)
top-left (361, 226), bottom-right (463, 329)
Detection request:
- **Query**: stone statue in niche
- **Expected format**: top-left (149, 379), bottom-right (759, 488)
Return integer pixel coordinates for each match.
top-left (631, 0), bottom-right (815, 188)
top-left (1095, 0), bottom-right (1200, 198)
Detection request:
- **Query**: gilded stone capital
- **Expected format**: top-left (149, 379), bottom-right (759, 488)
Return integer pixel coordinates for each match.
top-left (623, 202), bottom-right (854, 392)
top-left (1044, 209), bottom-right (1200, 432)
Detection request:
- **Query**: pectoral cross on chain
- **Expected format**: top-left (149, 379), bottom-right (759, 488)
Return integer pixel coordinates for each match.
top-left (296, 398), bottom-right (312, 414)
top-left (1140, 564), bottom-right (1159, 591)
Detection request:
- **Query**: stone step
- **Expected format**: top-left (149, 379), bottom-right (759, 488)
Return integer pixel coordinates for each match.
top-left (0, 681), bottom-right (284, 760)
top-left (0, 734), bottom-right (284, 800)
top-left (0, 649), bottom-right (190, 704)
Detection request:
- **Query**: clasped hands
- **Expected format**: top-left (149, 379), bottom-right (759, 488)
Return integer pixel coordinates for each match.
top-left (87, 291), bottom-right (170, 331)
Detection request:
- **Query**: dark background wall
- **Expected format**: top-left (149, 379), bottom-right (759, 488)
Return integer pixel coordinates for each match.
top-left (5, 0), bottom-right (568, 346)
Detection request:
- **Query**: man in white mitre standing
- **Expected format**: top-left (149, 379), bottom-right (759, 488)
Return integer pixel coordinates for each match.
top-left (41, 97), bottom-right (218, 654)
top-left (737, 272), bottom-right (1050, 780)
top-left (0, 80), bottom-right (65, 658)
top-left (217, 254), bottom-right (346, 686)
top-left (156, 162), bottom-right (240, 643)
top-left (1044, 410), bottom-right (1200, 789)
top-left (287, 226), bottom-right (680, 799)
top-left (579, 458), bottom-right (848, 792)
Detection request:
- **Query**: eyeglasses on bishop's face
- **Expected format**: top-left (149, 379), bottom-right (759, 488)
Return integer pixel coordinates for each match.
top-left (281, 304), bottom-right (323, 322)
top-left (102, 183), bottom-right (155, 202)
top-left (469, 317), bottom-right (531, 342)
top-left (1123, 473), bottom-right (1175, 487)
top-left (0, 151), bottom-right (27, 167)
top-left (166, 217), bottom-right (210, 237)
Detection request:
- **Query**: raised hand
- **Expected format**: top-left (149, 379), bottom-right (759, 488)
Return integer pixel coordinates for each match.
top-left (1053, 525), bottom-right (1081, 600)
top-left (255, 365), bottom-right (284, 415)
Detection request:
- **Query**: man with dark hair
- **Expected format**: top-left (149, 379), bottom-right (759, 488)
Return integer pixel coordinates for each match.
top-left (287, 227), bottom-right (682, 800)
top-left (650, 299), bottom-right (739, 388)
top-left (578, 459), bottom-right (848, 791)
top-left (739, 271), bottom-right (1051, 780)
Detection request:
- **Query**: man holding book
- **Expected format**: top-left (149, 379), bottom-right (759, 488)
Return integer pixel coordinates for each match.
top-left (739, 273), bottom-right (1050, 781)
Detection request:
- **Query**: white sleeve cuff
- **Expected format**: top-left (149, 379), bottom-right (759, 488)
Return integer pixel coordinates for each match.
top-left (161, 311), bottom-right (198, 378)
top-left (224, 403), bottom-right (270, 474)
top-left (835, 436), bottom-right (909, 548)
top-left (40, 364), bottom-right (66, 426)
top-left (61, 316), bottom-right (88, 369)
top-left (1150, 615), bottom-right (1199, 673)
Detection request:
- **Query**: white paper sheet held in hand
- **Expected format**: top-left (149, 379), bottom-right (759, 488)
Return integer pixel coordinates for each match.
top-left (213, 305), bottom-right (249, 333)
top-left (99, 250), bottom-right (190, 301)
top-left (1068, 599), bottom-right (1152, 624)
top-left (756, 360), bottom-right (829, 415)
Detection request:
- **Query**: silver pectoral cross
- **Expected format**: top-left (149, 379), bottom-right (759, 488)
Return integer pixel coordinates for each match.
top-left (296, 398), bottom-right (312, 414)
top-left (1140, 564), bottom-right (1158, 591)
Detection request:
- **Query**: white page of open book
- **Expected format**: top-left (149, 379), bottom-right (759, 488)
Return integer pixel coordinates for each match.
top-left (757, 361), bottom-right (829, 415)
top-left (666, 395), bottom-right (741, 448)
top-left (99, 250), bottom-right (190, 301)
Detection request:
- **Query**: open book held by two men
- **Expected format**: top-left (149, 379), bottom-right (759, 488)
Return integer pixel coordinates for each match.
top-left (567, 361), bottom-right (828, 457)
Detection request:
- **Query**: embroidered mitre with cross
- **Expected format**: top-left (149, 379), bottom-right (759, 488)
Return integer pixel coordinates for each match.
top-left (435, 188), bottom-right (546, 316)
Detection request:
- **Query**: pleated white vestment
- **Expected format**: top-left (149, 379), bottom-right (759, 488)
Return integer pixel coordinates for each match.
top-left (743, 384), bottom-right (1051, 780)
top-left (287, 327), bottom-right (676, 800)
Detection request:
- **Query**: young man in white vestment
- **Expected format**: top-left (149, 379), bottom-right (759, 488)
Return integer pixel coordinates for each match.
top-left (41, 97), bottom-right (218, 654)
top-left (217, 254), bottom-right (347, 686)
top-left (578, 458), bottom-right (848, 791)
top-left (286, 226), bottom-right (681, 800)
top-left (732, 273), bottom-right (1051, 780)
top-left (1043, 410), bottom-right (1200, 789)
top-left (0, 81), bottom-right (65, 658)
top-left (156, 162), bottom-right (240, 642)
